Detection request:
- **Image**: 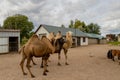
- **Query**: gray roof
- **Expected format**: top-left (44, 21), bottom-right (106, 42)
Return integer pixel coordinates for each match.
top-left (86, 33), bottom-right (103, 39)
top-left (35, 24), bottom-right (103, 39)
top-left (37, 24), bottom-right (87, 37)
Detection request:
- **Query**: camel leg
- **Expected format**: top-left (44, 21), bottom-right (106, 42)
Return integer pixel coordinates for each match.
top-left (43, 59), bottom-right (49, 76)
top-left (64, 49), bottom-right (69, 65)
top-left (31, 58), bottom-right (37, 65)
top-left (20, 54), bottom-right (27, 75)
top-left (58, 53), bottom-right (61, 66)
top-left (27, 58), bottom-right (37, 68)
top-left (41, 57), bottom-right (49, 68)
top-left (40, 57), bottom-right (44, 68)
top-left (26, 57), bottom-right (35, 78)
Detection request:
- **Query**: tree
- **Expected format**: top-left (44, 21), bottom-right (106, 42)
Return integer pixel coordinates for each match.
top-left (86, 23), bottom-right (101, 34)
top-left (69, 20), bottom-right (74, 28)
top-left (0, 24), bottom-right (2, 28)
top-left (61, 24), bottom-right (65, 28)
top-left (69, 19), bottom-right (86, 32)
top-left (3, 14), bottom-right (34, 41)
top-left (68, 19), bottom-right (101, 34)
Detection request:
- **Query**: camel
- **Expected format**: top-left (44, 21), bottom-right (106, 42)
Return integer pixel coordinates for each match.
top-left (60, 31), bottom-right (73, 65)
top-left (40, 31), bottom-right (73, 67)
top-left (19, 33), bottom-right (55, 78)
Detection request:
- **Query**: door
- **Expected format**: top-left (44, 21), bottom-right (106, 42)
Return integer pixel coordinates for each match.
top-left (9, 37), bottom-right (18, 52)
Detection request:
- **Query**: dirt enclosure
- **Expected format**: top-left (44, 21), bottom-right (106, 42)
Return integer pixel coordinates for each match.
top-left (0, 44), bottom-right (120, 80)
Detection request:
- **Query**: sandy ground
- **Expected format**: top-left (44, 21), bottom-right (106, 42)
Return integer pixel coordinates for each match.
top-left (0, 44), bottom-right (120, 80)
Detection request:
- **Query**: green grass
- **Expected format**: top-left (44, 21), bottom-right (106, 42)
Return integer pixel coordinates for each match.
top-left (107, 41), bottom-right (120, 46)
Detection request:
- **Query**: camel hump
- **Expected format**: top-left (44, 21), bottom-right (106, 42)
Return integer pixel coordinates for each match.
top-left (41, 35), bottom-right (47, 39)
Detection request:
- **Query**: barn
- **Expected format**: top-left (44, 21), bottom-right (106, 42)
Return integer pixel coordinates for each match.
top-left (0, 29), bottom-right (20, 53)
top-left (35, 24), bottom-right (105, 47)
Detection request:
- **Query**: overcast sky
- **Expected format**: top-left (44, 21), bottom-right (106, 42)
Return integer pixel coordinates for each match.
top-left (0, 0), bottom-right (120, 36)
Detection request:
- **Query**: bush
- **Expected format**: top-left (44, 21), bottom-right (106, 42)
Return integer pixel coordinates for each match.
top-left (21, 37), bottom-right (28, 46)
top-left (107, 41), bottom-right (120, 46)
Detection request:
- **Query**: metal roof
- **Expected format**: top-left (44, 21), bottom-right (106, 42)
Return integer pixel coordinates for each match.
top-left (0, 29), bottom-right (20, 32)
top-left (86, 33), bottom-right (103, 39)
top-left (36, 24), bottom-right (87, 37)
top-left (35, 24), bottom-right (103, 39)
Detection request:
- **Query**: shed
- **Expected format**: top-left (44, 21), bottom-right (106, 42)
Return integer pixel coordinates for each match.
top-left (0, 29), bottom-right (20, 53)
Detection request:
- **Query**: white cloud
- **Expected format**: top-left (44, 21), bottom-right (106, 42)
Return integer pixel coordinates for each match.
top-left (0, 0), bottom-right (120, 36)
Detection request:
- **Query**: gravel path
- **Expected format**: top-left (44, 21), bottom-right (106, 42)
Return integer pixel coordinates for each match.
top-left (0, 44), bottom-right (120, 80)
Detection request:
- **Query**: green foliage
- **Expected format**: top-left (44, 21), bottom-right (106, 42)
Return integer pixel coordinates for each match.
top-left (68, 19), bottom-right (101, 34)
top-left (86, 23), bottom-right (101, 34)
top-left (69, 19), bottom-right (86, 32)
top-left (61, 24), bottom-right (65, 28)
top-left (69, 20), bottom-right (74, 28)
top-left (21, 37), bottom-right (28, 46)
top-left (107, 41), bottom-right (120, 46)
top-left (3, 14), bottom-right (34, 41)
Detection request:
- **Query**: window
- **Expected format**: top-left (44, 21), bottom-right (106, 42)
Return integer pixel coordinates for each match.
top-left (83, 37), bottom-right (86, 42)
top-left (39, 33), bottom-right (46, 38)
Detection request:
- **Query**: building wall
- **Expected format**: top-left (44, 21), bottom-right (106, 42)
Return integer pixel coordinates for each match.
top-left (0, 31), bottom-right (20, 53)
top-left (88, 38), bottom-right (98, 45)
top-left (72, 37), bottom-right (88, 47)
top-left (0, 32), bottom-right (20, 37)
top-left (100, 39), bottom-right (107, 44)
top-left (81, 37), bottom-right (88, 46)
top-left (0, 37), bottom-right (9, 53)
top-left (35, 26), bottom-right (89, 47)
top-left (35, 26), bottom-right (49, 38)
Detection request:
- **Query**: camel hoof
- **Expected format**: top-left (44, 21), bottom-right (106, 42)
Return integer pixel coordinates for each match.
top-left (43, 72), bottom-right (47, 76)
top-left (65, 63), bottom-right (69, 65)
top-left (58, 63), bottom-right (61, 66)
top-left (46, 64), bottom-right (48, 67)
top-left (23, 72), bottom-right (27, 75)
top-left (46, 70), bottom-right (49, 72)
top-left (40, 65), bottom-right (43, 68)
top-left (31, 75), bottom-right (35, 78)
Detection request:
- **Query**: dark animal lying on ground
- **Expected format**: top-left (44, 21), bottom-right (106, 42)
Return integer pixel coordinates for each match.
top-left (107, 50), bottom-right (113, 59)
top-left (107, 49), bottom-right (120, 62)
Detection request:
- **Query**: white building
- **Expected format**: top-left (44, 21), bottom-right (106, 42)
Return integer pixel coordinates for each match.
top-left (0, 29), bottom-right (20, 53)
top-left (35, 24), bottom-right (104, 47)
top-left (35, 24), bottom-right (88, 47)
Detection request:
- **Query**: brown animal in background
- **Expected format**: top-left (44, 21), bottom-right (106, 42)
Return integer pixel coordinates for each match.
top-left (110, 49), bottom-right (120, 61)
top-left (19, 34), bottom-right (55, 78)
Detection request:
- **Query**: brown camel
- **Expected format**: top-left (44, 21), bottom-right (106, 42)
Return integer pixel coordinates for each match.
top-left (55, 31), bottom-right (73, 66)
top-left (19, 33), bottom-right (55, 78)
